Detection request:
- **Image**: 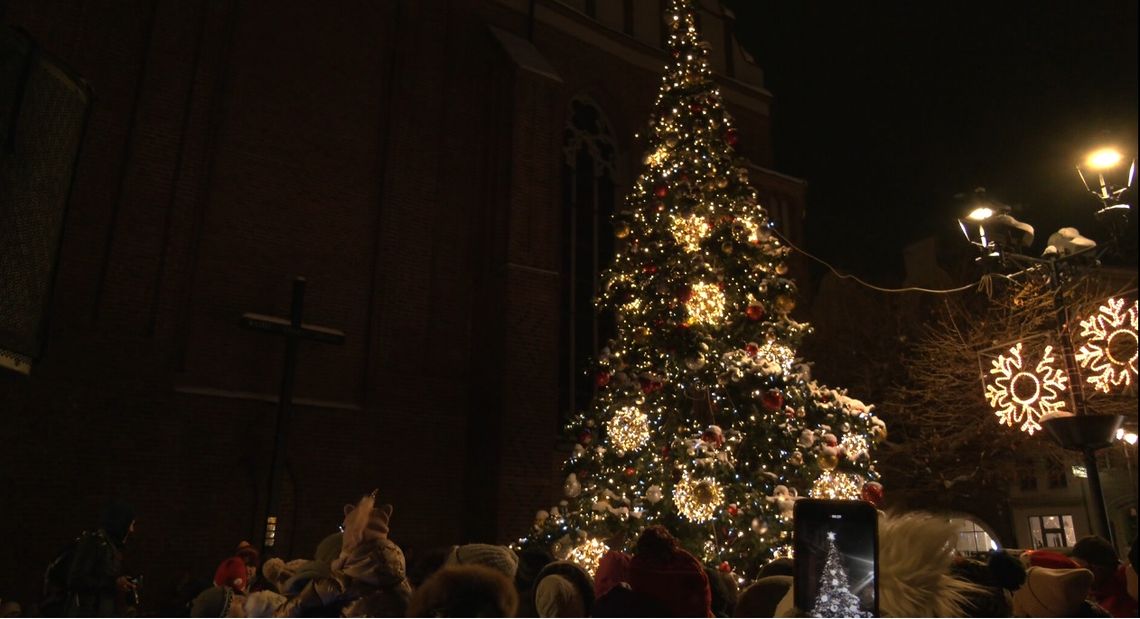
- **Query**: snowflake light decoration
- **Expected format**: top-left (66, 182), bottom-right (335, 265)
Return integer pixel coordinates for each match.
top-left (984, 342), bottom-right (1068, 435)
top-left (1075, 297), bottom-right (1138, 394)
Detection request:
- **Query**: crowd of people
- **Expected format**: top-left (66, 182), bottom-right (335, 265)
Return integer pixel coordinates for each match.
top-left (3, 493), bottom-right (1137, 618)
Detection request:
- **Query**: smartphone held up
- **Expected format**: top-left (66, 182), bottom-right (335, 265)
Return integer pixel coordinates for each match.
top-left (794, 499), bottom-right (879, 618)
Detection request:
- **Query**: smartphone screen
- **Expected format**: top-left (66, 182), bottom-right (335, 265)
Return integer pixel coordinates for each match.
top-left (793, 498), bottom-right (879, 618)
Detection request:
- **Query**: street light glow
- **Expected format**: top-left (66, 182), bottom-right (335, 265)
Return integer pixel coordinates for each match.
top-left (967, 207), bottom-right (994, 222)
top-left (1086, 148), bottom-right (1123, 170)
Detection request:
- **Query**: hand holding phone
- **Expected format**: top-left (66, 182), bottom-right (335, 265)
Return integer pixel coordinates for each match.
top-left (793, 499), bottom-right (878, 618)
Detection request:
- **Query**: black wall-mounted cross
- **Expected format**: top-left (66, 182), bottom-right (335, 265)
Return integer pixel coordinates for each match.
top-left (240, 277), bottom-right (345, 555)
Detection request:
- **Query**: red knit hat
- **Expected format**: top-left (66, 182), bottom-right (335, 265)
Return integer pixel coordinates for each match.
top-left (1025, 550), bottom-right (1079, 570)
top-left (214, 556), bottom-right (249, 593)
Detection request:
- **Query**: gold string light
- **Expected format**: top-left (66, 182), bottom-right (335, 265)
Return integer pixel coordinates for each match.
top-left (674, 474), bottom-right (724, 522)
top-left (565, 538), bottom-right (609, 577)
top-left (810, 471), bottom-right (864, 500)
top-left (671, 214), bottom-right (711, 252)
top-left (686, 282), bottom-right (726, 325)
top-left (607, 405), bottom-right (651, 452)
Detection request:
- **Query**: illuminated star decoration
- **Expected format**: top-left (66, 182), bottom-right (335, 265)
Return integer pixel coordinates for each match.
top-left (984, 342), bottom-right (1068, 435)
top-left (1075, 297), bottom-right (1138, 393)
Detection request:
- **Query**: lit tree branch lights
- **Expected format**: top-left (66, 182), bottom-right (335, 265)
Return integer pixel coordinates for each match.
top-left (518, 0), bottom-right (882, 573)
top-left (1075, 297), bottom-right (1138, 393)
top-left (984, 342), bottom-right (1068, 435)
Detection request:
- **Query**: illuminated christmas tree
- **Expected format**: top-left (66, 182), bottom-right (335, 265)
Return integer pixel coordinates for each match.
top-left (810, 531), bottom-right (872, 618)
top-left (520, 0), bottom-right (885, 575)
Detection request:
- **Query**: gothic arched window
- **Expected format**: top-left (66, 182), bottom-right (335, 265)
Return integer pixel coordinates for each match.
top-left (560, 97), bottom-right (618, 423)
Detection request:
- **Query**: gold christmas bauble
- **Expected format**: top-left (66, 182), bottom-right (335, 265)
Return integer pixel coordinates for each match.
top-left (818, 453), bottom-right (839, 471)
top-left (775, 262), bottom-right (788, 275)
top-left (694, 481), bottom-right (718, 504)
top-left (666, 137), bottom-right (678, 148)
top-left (716, 177), bottom-right (729, 189)
top-left (775, 295), bottom-right (796, 314)
top-left (615, 222), bottom-right (631, 239)
top-left (721, 241), bottom-right (734, 254)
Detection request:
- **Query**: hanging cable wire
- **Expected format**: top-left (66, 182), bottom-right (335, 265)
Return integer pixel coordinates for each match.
top-left (768, 227), bottom-right (993, 295)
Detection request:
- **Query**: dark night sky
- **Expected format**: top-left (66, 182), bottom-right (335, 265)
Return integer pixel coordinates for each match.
top-left (722, 0), bottom-right (1138, 281)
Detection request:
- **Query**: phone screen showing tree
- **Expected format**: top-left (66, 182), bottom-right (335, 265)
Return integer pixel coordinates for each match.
top-left (794, 499), bottom-right (878, 617)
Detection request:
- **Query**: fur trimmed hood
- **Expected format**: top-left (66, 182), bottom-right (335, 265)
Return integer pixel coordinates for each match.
top-left (877, 512), bottom-right (986, 617)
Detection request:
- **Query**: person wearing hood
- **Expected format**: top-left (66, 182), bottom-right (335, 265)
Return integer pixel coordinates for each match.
top-left (532, 560), bottom-right (594, 618)
top-left (274, 491), bottom-right (412, 617)
top-left (628, 525), bottom-right (712, 618)
top-left (62, 500), bottom-right (137, 617)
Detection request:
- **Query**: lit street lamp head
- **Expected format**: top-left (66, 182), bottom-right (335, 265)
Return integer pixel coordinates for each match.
top-left (1086, 147), bottom-right (1123, 170)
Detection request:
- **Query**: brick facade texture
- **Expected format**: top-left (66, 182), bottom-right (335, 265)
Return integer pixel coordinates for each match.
top-left (0, 0), bottom-right (804, 608)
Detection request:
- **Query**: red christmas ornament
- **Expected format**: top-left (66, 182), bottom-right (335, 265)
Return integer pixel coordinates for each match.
top-left (761, 389), bottom-right (784, 411)
top-left (725, 129), bottom-right (739, 146)
top-left (595, 372), bottom-right (611, 388)
top-left (654, 185), bottom-right (669, 199)
top-left (625, 467), bottom-right (637, 477)
top-left (643, 264), bottom-right (658, 274)
top-left (639, 377), bottom-right (663, 394)
top-left (861, 481), bottom-right (884, 507)
top-left (578, 430), bottom-right (593, 445)
top-left (744, 343), bottom-right (759, 356)
top-left (825, 435), bottom-right (838, 448)
top-left (727, 503), bottom-right (739, 517)
top-left (701, 429), bottom-right (725, 448)
top-left (745, 305), bottom-right (764, 321)
top-left (690, 103), bottom-right (703, 113)
top-left (718, 561), bottom-right (732, 573)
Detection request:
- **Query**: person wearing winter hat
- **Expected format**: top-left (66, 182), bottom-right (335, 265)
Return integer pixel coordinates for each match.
top-left (628, 525), bottom-right (713, 618)
top-left (1012, 566), bottom-right (1109, 617)
top-left (408, 565), bottom-right (518, 617)
top-left (59, 499), bottom-right (138, 617)
top-left (1070, 535), bottom-right (1137, 618)
top-left (704, 566), bottom-right (737, 618)
top-left (532, 561), bottom-right (594, 618)
top-left (593, 550), bottom-right (631, 599)
top-left (446, 543), bottom-right (520, 581)
top-left (1023, 548), bottom-right (1081, 570)
top-left (514, 546), bottom-right (555, 617)
top-left (235, 541), bottom-right (272, 593)
top-left (274, 491), bottom-right (412, 617)
top-left (190, 586), bottom-right (243, 618)
top-left (733, 575), bottom-right (791, 618)
top-left (215, 557), bottom-right (251, 594)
